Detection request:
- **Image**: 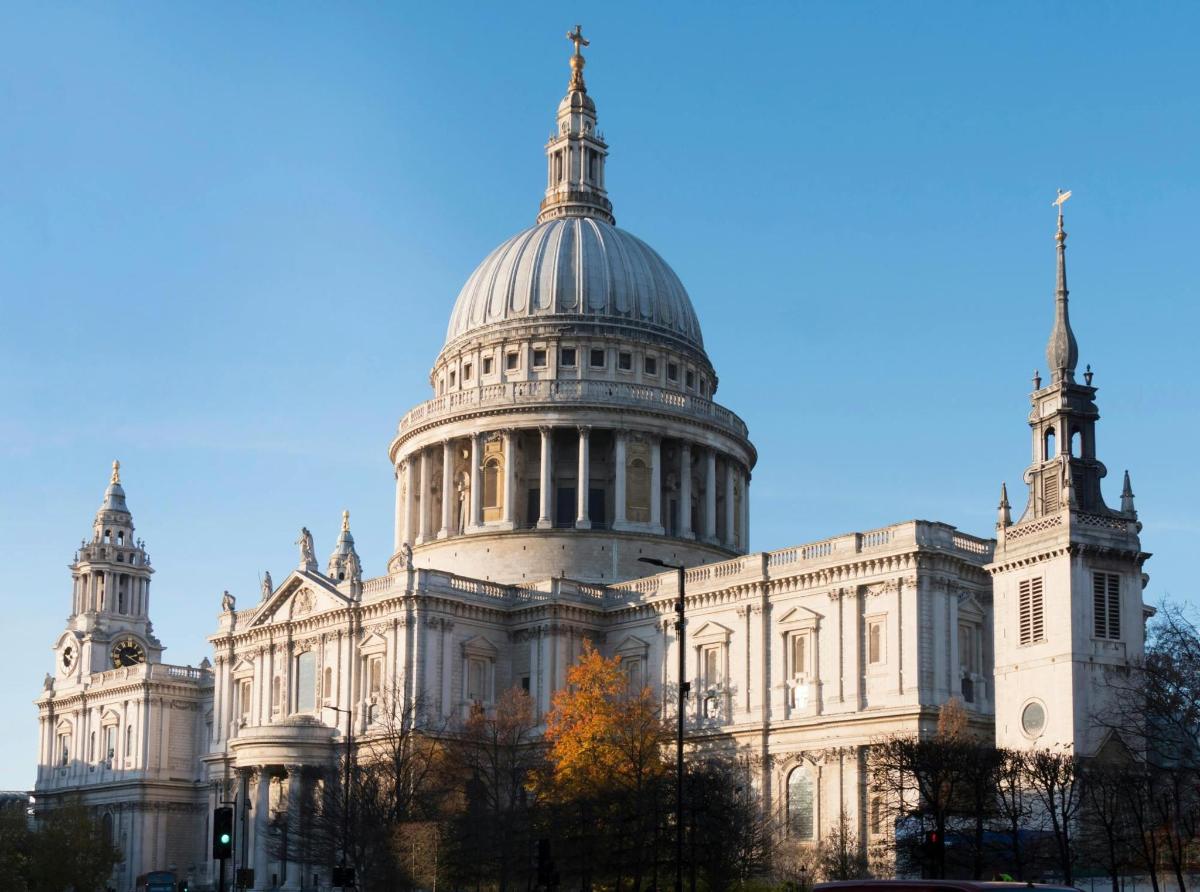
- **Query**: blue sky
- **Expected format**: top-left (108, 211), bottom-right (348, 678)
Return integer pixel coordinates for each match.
top-left (1, 3), bottom-right (1197, 789)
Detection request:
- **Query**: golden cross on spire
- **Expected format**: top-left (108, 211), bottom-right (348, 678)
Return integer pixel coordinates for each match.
top-left (567, 24), bottom-right (589, 57)
top-left (111, 459), bottom-right (121, 484)
top-left (1053, 188), bottom-right (1072, 212)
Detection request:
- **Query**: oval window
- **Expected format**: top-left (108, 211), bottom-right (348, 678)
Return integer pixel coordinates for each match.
top-left (1021, 701), bottom-right (1046, 737)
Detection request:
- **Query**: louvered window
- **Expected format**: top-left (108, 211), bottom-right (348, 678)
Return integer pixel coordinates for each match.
top-left (1019, 577), bottom-right (1045, 645)
top-left (1043, 474), bottom-right (1059, 513)
top-left (1093, 572), bottom-right (1121, 640)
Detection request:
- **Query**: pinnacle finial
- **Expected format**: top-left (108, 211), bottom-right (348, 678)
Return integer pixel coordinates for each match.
top-left (342, 509), bottom-right (350, 533)
top-left (110, 460), bottom-right (121, 485)
top-left (1121, 470), bottom-right (1136, 515)
top-left (998, 482), bottom-right (1012, 528)
top-left (566, 24), bottom-right (589, 92)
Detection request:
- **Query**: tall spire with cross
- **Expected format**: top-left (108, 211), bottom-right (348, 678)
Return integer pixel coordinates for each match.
top-left (536, 25), bottom-right (614, 225)
top-left (1047, 189), bottom-right (1079, 385)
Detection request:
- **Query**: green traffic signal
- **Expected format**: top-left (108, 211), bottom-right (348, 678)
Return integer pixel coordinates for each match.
top-left (220, 833), bottom-right (231, 844)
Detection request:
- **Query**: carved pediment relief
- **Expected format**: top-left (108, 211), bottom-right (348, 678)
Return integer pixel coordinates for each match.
top-left (360, 631), bottom-right (388, 654)
top-left (249, 571), bottom-right (351, 628)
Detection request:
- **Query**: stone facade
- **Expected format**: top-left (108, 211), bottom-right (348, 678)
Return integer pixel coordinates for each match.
top-left (33, 38), bottom-right (1150, 892)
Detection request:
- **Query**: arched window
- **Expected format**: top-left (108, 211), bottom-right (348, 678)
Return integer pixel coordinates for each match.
top-left (483, 458), bottom-right (502, 510)
top-left (1044, 427), bottom-right (1056, 461)
top-left (125, 725), bottom-right (134, 759)
top-left (323, 666), bottom-right (333, 704)
top-left (1069, 429), bottom-right (1081, 457)
top-left (117, 531), bottom-right (124, 546)
top-left (102, 813), bottom-right (114, 847)
top-left (89, 731), bottom-right (96, 762)
top-left (295, 651), bottom-right (316, 712)
top-left (271, 677), bottom-right (282, 714)
top-left (787, 765), bottom-right (815, 838)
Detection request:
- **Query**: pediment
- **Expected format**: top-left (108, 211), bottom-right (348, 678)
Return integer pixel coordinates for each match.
top-left (692, 621), bottom-right (732, 643)
top-left (958, 592), bottom-right (986, 621)
top-left (612, 634), bottom-right (650, 656)
top-left (231, 658), bottom-right (256, 676)
top-left (462, 635), bottom-right (499, 658)
top-left (249, 571), bottom-right (352, 628)
top-left (360, 631), bottom-right (388, 654)
top-left (100, 709), bottom-right (121, 726)
top-left (778, 605), bottom-right (822, 629)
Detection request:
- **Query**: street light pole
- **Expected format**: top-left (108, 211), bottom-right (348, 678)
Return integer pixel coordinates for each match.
top-left (323, 704), bottom-right (354, 887)
top-left (639, 557), bottom-right (687, 892)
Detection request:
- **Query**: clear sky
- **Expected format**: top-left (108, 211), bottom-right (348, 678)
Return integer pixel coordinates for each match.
top-left (1, 3), bottom-right (1197, 790)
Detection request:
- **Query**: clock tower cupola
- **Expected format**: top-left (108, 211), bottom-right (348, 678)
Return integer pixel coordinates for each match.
top-left (56, 462), bottom-right (164, 681)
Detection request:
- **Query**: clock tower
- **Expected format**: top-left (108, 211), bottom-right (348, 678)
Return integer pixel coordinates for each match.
top-left (54, 461), bottom-right (163, 685)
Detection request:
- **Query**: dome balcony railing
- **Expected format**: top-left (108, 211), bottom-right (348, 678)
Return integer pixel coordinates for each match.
top-left (397, 380), bottom-right (749, 439)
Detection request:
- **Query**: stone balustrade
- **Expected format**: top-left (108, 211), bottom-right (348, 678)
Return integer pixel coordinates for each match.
top-left (396, 379), bottom-right (749, 440)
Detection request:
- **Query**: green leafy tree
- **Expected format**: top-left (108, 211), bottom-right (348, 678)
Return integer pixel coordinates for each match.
top-left (27, 799), bottom-right (121, 892)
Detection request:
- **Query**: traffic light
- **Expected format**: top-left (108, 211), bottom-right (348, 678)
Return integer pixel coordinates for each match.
top-left (212, 806), bottom-right (233, 859)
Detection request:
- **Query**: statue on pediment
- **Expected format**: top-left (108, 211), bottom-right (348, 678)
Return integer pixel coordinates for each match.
top-left (296, 527), bottom-right (316, 568)
top-left (221, 590), bottom-right (236, 612)
top-left (261, 571), bottom-right (273, 600)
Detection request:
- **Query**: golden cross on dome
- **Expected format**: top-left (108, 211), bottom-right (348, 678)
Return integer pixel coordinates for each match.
top-left (1053, 188), bottom-right (1072, 211)
top-left (111, 459), bottom-right (121, 484)
top-left (567, 25), bottom-right (589, 57)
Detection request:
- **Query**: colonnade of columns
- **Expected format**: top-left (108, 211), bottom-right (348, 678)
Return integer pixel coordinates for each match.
top-left (393, 425), bottom-right (750, 553)
top-left (230, 763), bottom-right (318, 891)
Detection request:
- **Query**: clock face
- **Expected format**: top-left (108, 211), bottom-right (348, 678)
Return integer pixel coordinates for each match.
top-left (61, 646), bottom-right (75, 671)
top-left (111, 638), bottom-right (146, 668)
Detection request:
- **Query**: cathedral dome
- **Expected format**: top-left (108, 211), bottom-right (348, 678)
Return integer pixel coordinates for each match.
top-left (443, 217), bottom-right (704, 354)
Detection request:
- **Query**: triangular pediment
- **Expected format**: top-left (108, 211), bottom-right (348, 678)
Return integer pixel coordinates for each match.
top-left (692, 621), bottom-right (732, 643)
top-left (612, 634), bottom-right (650, 656)
top-left (958, 592), bottom-right (987, 620)
top-left (249, 570), bottom-right (352, 628)
top-left (461, 635), bottom-right (499, 658)
top-left (231, 658), bottom-right (255, 675)
top-left (778, 605), bottom-right (822, 628)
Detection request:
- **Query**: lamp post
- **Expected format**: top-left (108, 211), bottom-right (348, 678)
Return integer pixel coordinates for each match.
top-left (639, 556), bottom-right (687, 892)
top-left (323, 704), bottom-right (354, 888)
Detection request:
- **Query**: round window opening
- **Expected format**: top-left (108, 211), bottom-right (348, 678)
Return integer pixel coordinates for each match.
top-left (1021, 701), bottom-right (1046, 737)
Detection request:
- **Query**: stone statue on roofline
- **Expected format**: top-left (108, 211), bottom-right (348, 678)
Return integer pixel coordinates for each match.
top-left (296, 527), bottom-right (316, 569)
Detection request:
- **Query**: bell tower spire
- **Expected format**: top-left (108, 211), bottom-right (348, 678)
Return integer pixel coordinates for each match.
top-left (988, 194), bottom-right (1150, 758)
top-left (536, 25), bottom-right (614, 226)
top-left (1047, 189), bottom-right (1079, 385)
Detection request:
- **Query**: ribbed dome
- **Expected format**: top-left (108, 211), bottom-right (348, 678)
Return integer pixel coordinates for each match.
top-left (444, 217), bottom-right (705, 352)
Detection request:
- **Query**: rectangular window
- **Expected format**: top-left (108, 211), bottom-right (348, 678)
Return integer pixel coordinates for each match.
top-left (505, 352), bottom-right (519, 371)
top-left (449, 370), bottom-right (456, 387)
top-left (462, 363), bottom-right (472, 382)
top-left (702, 646), bottom-right (721, 687)
top-left (590, 348), bottom-right (606, 368)
top-left (467, 658), bottom-right (487, 702)
top-left (667, 362), bottom-right (679, 382)
top-left (58, 734), bottom-right (70, 766)
top-left (239, 679), bottom-right (252, 725)
top-left (105, 726), bottom-right (117, 766)
top-left (686, 369), bottom-right (695, 389)
top-left (560, 347), bottom-right (577, 367)
top-left (1019, 577), bottom-right (1045, 645)
top-left (623, 657), bottom-right (644, 692)
top-left (618, 351), bottom-right (632, 371)
top-left (791, 633), bottom-right (809, 677)
top-left (868, 619), bottom-right (884, 664)
top-left (1093, 572), bottom-right (1121, 640)
top-left (644, 356), bottom-right (658, 375)
top-left (295, 651), bottom-right (315, 712)
top-left (532, 349), bottom-right (547, 368)
top-left (521, 676), bottom-right (530, 692)
top-left (368, 656), bottom-right (382, 698)
top-left (482, 356), bottom-right (494, 375)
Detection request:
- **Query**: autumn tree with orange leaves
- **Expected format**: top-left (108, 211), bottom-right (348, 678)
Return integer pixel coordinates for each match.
top-left (536, 643), bottom-right (672, 890)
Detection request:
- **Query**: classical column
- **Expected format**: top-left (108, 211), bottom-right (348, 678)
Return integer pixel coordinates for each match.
top-left (469, 433), bottom-right (483, 528)
top-left (537, 426), bottom-right (553, 529)
top-left (438, 440), bottom-right (453, 538)
top-left (705, 448), bottom-right (718, 542)
top-left (680, 442), bottom-right (694, 539)
top-left (724, 460), bottom-right (737, 548)
top-left (283, 764), bottom-right (303, 889)
top-left (575, 426), bottom-right (591, 529)
top-left (740, 469), bottom-right (751, 552)
top-left (393, 464), bottom-right (404, 553)
top-left (613, 431), bottom-right (628, 530)
top-left (403, 460), bottom-right (415, 548)
top-left (417, 448), bottom-right (430, 544)
top-left (252, 768), bottom-right (271, 889)
top-left (649, 436), bottom-right (663, 533)
top-left (502, 429), bottom-right (517, 527)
